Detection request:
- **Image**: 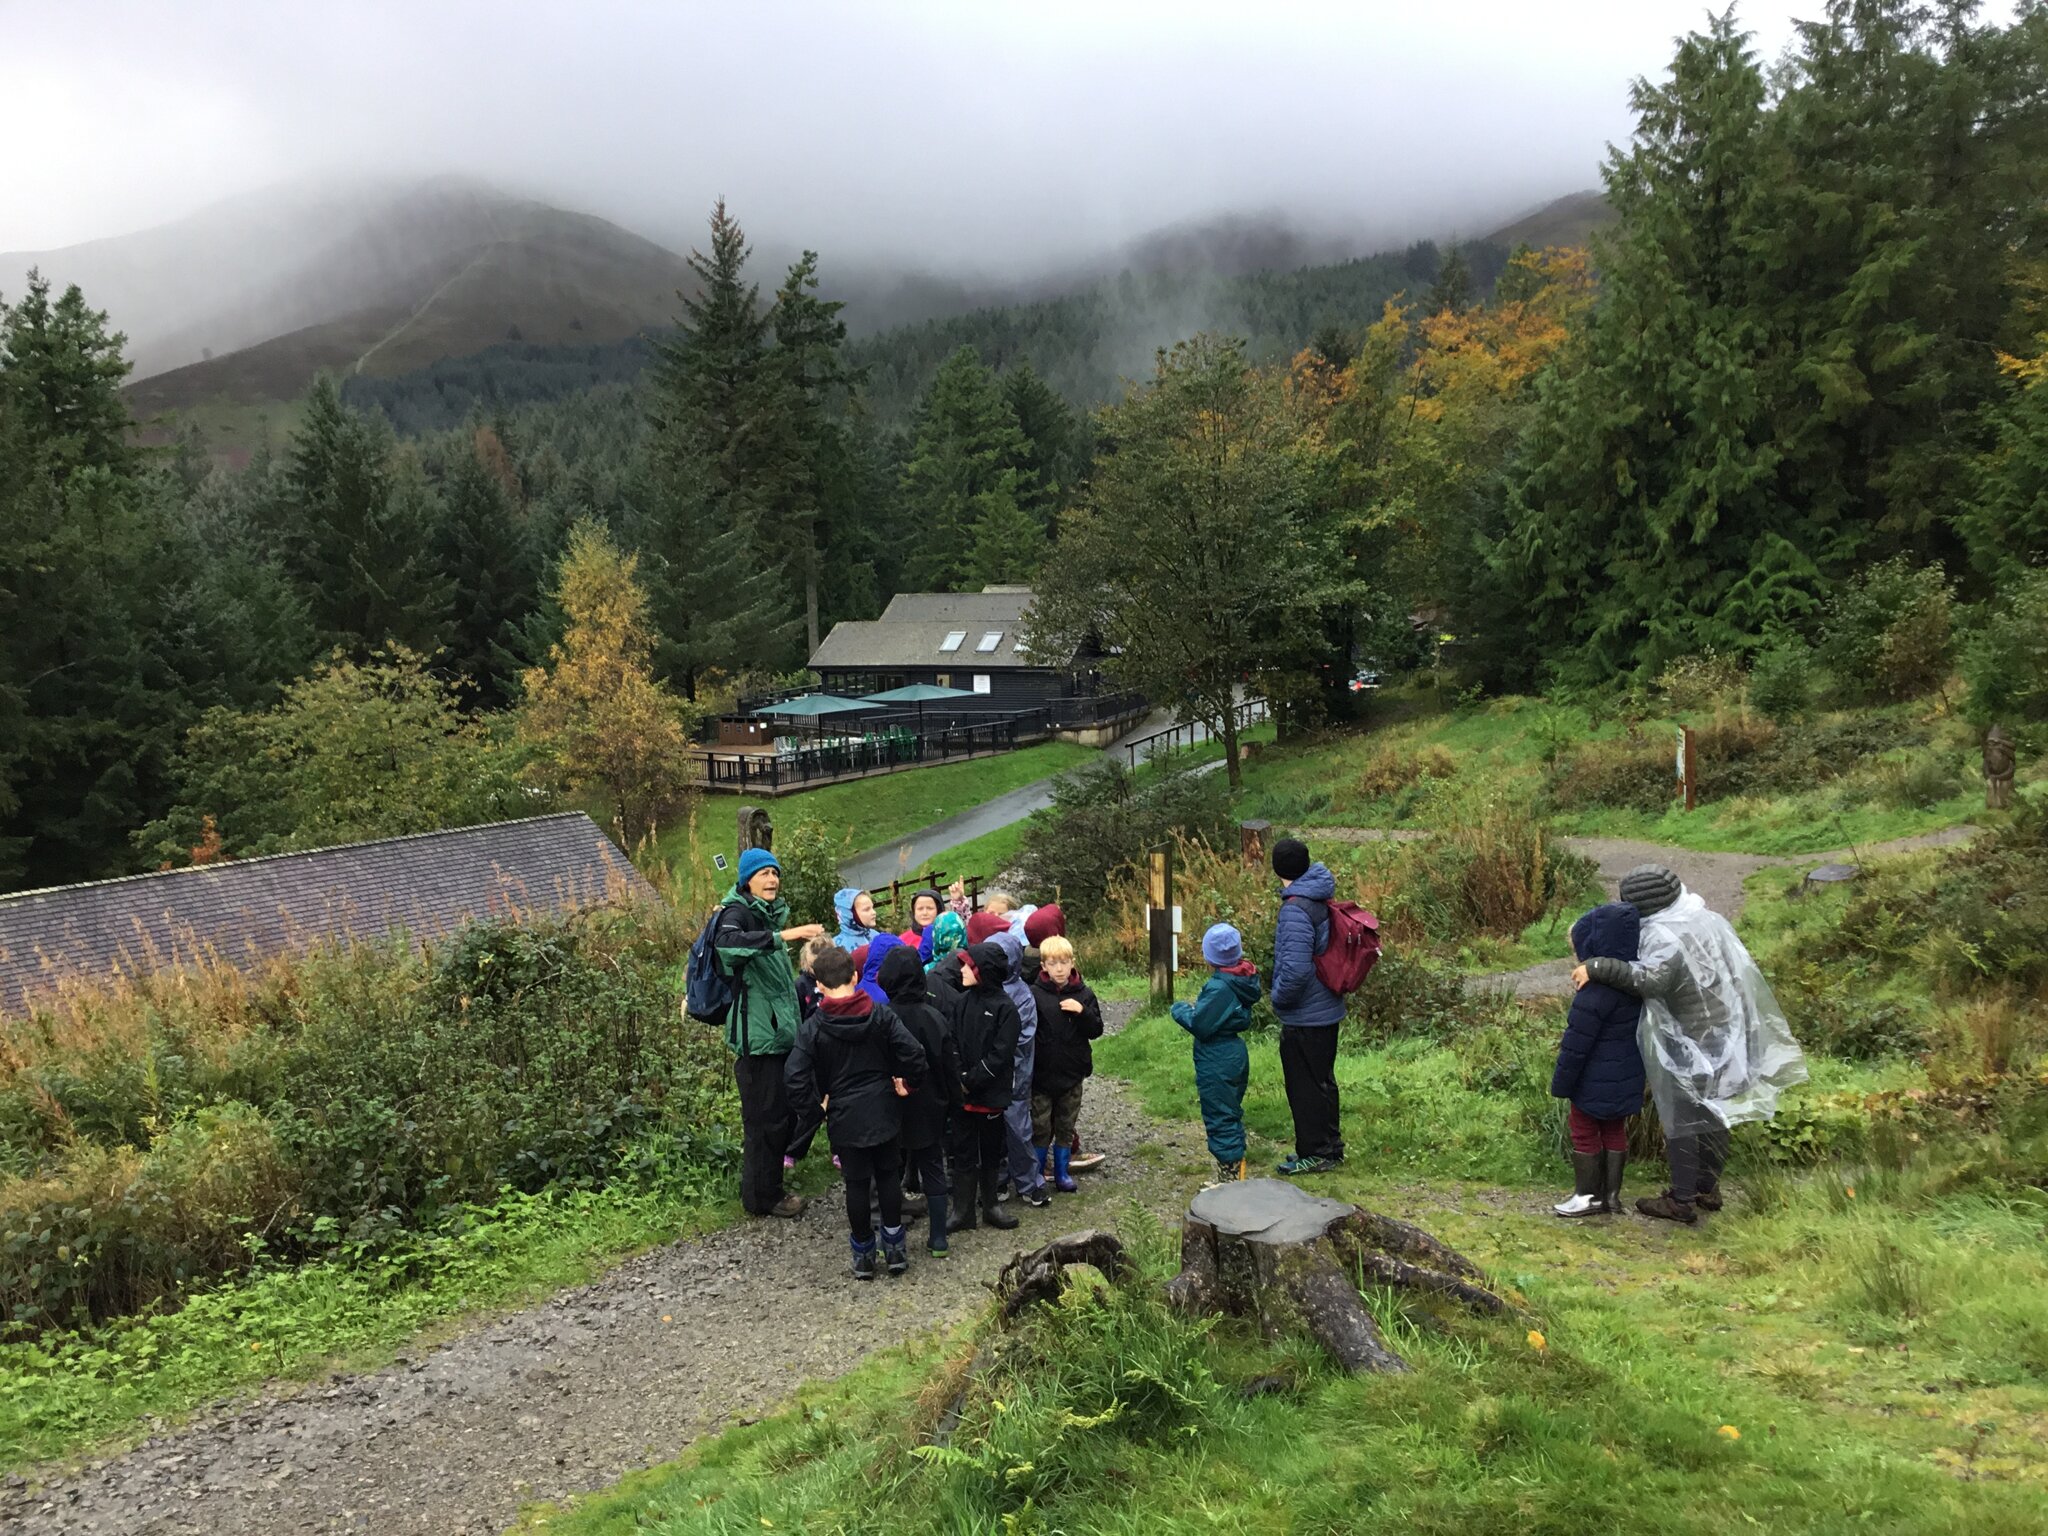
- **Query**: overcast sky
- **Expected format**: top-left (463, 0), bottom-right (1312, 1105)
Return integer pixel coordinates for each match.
top-left (1, 2), bottom-right (1856, 268)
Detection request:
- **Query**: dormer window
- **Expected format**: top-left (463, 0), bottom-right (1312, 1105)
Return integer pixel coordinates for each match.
top-left (939, 630), bottom-right (967, 653)
top-left (976, 631), bottom-right (1003, 653)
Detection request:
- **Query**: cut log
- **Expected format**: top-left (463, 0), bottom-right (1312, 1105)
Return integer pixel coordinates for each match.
top-left (1167, 1179), bottom-right (1509, 1373)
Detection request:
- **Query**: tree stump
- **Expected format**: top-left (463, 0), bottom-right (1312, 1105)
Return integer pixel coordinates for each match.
top-left (1165, 1179), bottom-right (1509, 1373)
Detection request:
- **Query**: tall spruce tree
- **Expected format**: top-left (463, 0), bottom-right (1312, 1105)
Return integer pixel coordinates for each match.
top-left (1504, 13), bottom-right (1818, 679)
top-left (278, 377), bottom-right (449, 655)
top-left (898, 346), bottom-right (1037, 591)
top-left (434, 429), bottom-right (541, 709)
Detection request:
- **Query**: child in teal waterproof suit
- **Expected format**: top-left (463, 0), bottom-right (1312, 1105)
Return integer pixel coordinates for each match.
top-left (1173, 923), bottom-right (1262, 1182)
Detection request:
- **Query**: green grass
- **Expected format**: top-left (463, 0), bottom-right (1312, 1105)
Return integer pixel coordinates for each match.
top-left (928, 817), bottom-right (1031, 884)
top-left (520, 1136), bottom-right (2048, 1535)
top-left (1552, 791), bottom-right (1980, 856)
top-left (655, 742), bottom-right (1098, 904)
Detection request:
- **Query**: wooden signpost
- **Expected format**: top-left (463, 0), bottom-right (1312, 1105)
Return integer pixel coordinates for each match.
top-left (1675, 726), bottom-right (1697, 812)
top-left (1148, 842), bottom-right (1175, 1006)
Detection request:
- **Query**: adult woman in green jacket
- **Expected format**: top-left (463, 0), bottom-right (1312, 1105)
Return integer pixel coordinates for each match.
top-left (715, 848), bottom-right (825, 1217)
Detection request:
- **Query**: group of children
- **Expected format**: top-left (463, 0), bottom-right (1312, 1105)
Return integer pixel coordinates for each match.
top-left (785, 888), bottom-right (1104, 1280)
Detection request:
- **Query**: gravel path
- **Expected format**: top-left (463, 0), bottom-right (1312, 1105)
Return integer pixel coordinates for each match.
top-left (5, 1003), bottom-right (1208, 1536)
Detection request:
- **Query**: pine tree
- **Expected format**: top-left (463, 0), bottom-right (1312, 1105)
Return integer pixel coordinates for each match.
top-left (1424, 244), bottom-right (1474, 316)
top-left (278, 377), bottom-right (449, 654)
top-left (898, 347), bottom-right (1037, 591)
top-left (1001, 363), bottom-right (1085, 523)
top-left (434, 429), bottom-right (540, 709)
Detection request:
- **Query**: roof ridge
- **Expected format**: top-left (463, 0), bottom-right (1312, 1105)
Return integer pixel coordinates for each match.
top-left (0, 813), bottom-right (610, 907)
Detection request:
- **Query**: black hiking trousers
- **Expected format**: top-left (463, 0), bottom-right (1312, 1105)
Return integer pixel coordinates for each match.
top-left (1279, 1025), bottom-right (1345, 1160)
top-left (947, 1109), bottom-right (1010, 1216)
top-left (836, 1139), bottom-right (903, 1244)
top-left (903, 1139), bottom-right (948, 1243)
top-left (733, 1052), bottom-right (793, 1215)
top-left (1664, 1102), bottom-right (1730, 1202)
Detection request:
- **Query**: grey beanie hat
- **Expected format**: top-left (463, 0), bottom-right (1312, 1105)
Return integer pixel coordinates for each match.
top-left (1618, 864), bottom-right (1682, 915)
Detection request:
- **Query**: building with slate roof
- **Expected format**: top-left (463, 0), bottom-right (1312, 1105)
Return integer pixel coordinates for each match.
top-left (808, 586), bottom-right (1119, 717)
top-left (0, 813), bottom-right (653, 1018)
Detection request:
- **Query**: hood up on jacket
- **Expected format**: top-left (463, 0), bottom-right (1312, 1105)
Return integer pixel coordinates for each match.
top-left (991, 930), bottom-right (1037, 1029)
top-left (833, 886), bottom-right (880, 951)
top-left (1283, 862), bottom-right (1338, 903)
top-left (964, 939), bottom-right (1009, 989)
top-left (1570, 902), bottom-right (1640, 965)
top-left (877, 943), bottom-right (929, 1006)
top-left (858, 933), bottom-right (903, 1005)
top-left (922, 909), bottom-right (966, 966)
top-left (965, 910), bottom-right (1009, 945)
top-left (1022, 904), bottom-right (1066, 946)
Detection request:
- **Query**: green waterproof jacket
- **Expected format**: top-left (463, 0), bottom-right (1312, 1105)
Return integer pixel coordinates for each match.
top-left (712, 885), bottom-right (802, 1058)
top-left (1172, 967), bottom-right (1261, 1099)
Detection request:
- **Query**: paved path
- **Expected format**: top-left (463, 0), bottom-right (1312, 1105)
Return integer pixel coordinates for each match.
top-left (838, 707), bottom-right (1210, 888)
top-left (5, 1006), bottom-right (1209, 1536)
top-left (1467, 826), bottom-right (1977, 999)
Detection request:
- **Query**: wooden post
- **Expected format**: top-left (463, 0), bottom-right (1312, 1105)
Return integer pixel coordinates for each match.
top-left (1148, 842), bottom-right (1175, 1007)
top-left (1675, 726), bottom-right (1697, 812)
top-left (1240, 819), bottom-right (1271, 867)
top-left (737, 805), bottom-right (772, 858)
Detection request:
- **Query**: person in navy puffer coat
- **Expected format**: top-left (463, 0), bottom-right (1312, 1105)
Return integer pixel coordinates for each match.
top-left (1549, 901), bottom-right (1646, 1218)
top-left (1269, 839), bottom-right (1348, 1175)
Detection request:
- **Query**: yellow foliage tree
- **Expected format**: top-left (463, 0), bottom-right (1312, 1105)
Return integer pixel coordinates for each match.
top-left (519, 522), bottom-right (698, 845)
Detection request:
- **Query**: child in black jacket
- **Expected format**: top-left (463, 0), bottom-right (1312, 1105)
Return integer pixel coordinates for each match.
top-left (944, 941), bottom-right (1023, 1235)
top-left (877, 945), bottom-right (961, 1256)
top-left (1027, 935), bottom-right (1103, 1193)
top-left (1550, 903), bottom-right (1647, 1220)
top-left (786, 946), bottom-right (927, 1279)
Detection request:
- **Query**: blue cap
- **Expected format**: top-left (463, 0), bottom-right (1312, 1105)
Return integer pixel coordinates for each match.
top-left (737, 847), bottom-right (781, 892)
top-left (1201, 922), bottom-right (1243, 968)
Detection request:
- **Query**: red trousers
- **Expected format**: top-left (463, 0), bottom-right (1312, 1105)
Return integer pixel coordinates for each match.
top-left (1568, 1105), bottom-right (1629, 1154)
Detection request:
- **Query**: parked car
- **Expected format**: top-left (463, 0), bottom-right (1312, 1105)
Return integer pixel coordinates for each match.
top-left (1348, 669), bottom-right (1382, 693)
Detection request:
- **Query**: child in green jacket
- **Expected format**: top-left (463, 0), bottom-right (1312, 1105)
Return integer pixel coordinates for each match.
top-left (1173, 923), bottom-right (1262, 1183)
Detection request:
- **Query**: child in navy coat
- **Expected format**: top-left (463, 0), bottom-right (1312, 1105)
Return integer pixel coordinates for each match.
top-left (1550, 902), bottom-right (1647, 1217)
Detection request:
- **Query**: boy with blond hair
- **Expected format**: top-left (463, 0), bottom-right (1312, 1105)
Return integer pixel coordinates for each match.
top-left (1027, 933), bottom-right (1103, 1194)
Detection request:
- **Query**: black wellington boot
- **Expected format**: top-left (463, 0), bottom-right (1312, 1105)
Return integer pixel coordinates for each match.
top-left (946, 1168), bottom-right (979, 1233)
top-left (1601, 1151), bottom-right (1628, 1214)
top-left (981, 1168), bottom-right (1019, 1230)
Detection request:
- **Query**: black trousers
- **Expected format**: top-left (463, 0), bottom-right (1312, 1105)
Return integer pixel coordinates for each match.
top-left (1279, 1025), bottom-right (1345, 1160)
top-left (788, 1100), bottom-right (824, 1161)
top-left (948, 1109), bottom-right (1010, 1211)
top-left (903, 1139), bottom-right (948, 1242)
top-left (837, 1140), bottom-right (903, 1243)
top-left (733, 1053), bottom-right (792, 1215)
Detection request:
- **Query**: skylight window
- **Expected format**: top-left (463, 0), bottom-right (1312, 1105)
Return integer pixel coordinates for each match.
top-left (939, 630), bottom-right (967, 653)
top-left (976, 631), bottom-right (1004, 653)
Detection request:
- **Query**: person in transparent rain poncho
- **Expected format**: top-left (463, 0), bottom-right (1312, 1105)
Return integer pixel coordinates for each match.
top-left (1571, 865), bottom-right (1808, 1225)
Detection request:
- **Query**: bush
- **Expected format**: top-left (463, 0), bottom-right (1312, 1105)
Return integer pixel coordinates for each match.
top-left (1748, 640), bottom-right (1816, 722)
top-left (770, 815), bottom-right (846, 930)
top-left (1014, 757), bottom-right (1233, 922)
top-left (1655, 652), bottom-right (1746, 712)
top-left (0, 901), bottom-right (731, 1335)
top-left (1354, 742), bottom-right (1457, 801)
top-left (1821, 559), bottom-right (1956, 703)
top-left (1543, 712), bottom-right (1779, 813)
top-left (1961, 569), bottom-right (2048, 726)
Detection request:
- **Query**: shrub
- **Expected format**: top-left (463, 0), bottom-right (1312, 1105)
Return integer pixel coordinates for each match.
top-left (1747, 640), bottom-right (1816, 722)
top-left (1871, 752), bottom-right (1962, 811)
top-left (0, 900), bottom-right (731, 1335)
top-left (1821, 558), bottom-right (1956, 703)
top-left (1014, 757), bottom-right (1233, 922)
top-left (1960, 569), bottom-right (2048, 726)
top-left (1357, 784), bottom-right (1597, 943)
top-left (770, 815), bottom-right (846, 930)
top-left (1655, 652), bottom-right (1746, 712)
top-left (1543, 712), bottom-right (1778, 813)
top-left (1354, 742), bottom-right (1457, 801)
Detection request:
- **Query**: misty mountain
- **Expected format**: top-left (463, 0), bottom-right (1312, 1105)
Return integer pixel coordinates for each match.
top-left (1484, 189), bottom-right (1614, 250)
top-left (1, 177), bottom-right (695, 412)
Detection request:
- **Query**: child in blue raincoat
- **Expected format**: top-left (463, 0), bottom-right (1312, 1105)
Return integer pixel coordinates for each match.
top-left (1173, 923), bottom-right (1261, 1183)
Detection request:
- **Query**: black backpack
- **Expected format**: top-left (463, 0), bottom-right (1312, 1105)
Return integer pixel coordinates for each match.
top-left (684, 904), bottom-right (736, 1026)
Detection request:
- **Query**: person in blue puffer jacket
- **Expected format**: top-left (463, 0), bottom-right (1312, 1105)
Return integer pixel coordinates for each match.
top-left (1269, 838), bottom-right (1347, 1175)
top-left (1548, 902), bottom-right (1646, 1218)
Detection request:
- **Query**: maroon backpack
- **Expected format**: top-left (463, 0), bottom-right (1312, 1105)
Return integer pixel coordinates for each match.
top-left (1309, 898), bottom-right (1382, 995)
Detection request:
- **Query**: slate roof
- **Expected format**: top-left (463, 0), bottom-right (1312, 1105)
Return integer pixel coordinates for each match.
top-left (0, 813), bottom-right (653, 1017)
top-left (811, 587), bottom-right (1069, 671)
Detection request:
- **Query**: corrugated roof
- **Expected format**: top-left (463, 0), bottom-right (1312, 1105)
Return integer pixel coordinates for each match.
top-left (0, 813), bottom-right (653, 1017)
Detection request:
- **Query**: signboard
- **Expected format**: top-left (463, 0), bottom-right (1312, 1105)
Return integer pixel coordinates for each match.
top-left (1145, 904), bottom-right (1184, 971)
top-left (713, 854), bottom-right (728, 871)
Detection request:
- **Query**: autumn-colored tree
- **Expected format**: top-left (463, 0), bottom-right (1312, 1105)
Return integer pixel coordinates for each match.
top-left (518, 522), bottom-right (698, 844)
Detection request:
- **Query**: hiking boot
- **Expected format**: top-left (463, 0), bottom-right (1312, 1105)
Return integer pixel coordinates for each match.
top-left (881, 1225), bottom-right (910, 1276)
top-left (1601, 1151), bottom-right (1628, 1214)
top-left (769, 1194), bottom-right (807, 1219)
top-left (1693, 1187), bottom-right (1723, 1213)
top-left (1216, 1156), bottom-right (1246, 1183)
top-left (850, 1237), bottom-right (879, 1281)
top-left (1637, 1190), bottom-right (1698, 1225)
top-left (1053, 1146), bottom-right (1079, 1194)
top-left (1554, 1152), bottom-right (1606, 1218)
top-left (1020, 1183), bottom-right (1052, 1209)
top-left (1277, 1154), bottom-right (1342, 1176)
